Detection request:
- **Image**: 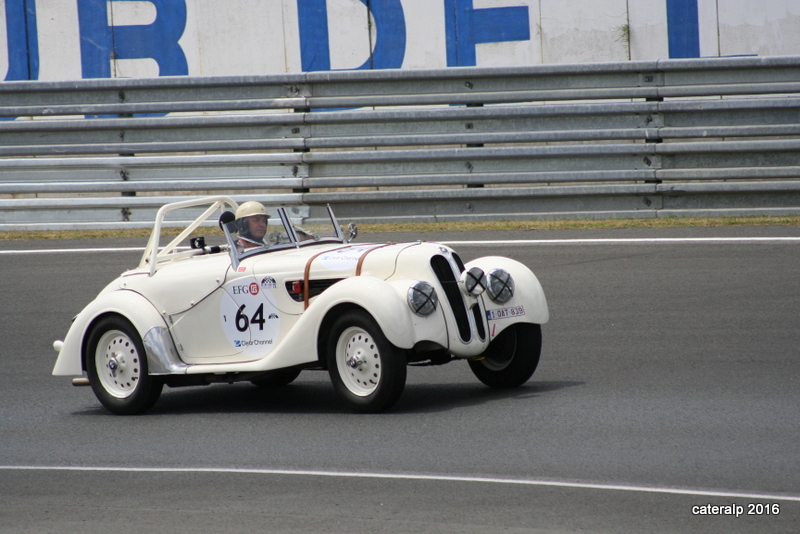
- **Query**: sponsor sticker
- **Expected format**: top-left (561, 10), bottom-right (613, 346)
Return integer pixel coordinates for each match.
top-left (231, 283), bottom-right (259, 295)
top-left (261, 276), bottom-right (277, 289)
top-left (318, 245), bottom-right (377, 271)
top-left (486, 306), bottom-right (525, 320)
top-left (234, 339), bottom-right (274, 348)
top-left (221, 276), bottom-right (281, 357)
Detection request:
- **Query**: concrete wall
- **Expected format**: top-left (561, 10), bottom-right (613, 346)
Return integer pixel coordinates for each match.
top-left (2, 0), bottom-right (799, 82)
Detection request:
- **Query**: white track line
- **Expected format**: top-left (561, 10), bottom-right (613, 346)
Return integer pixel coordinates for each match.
top-left (1, 237), bottom-right (799, 256)
top-left (2, 465), bottom-right (799, 502)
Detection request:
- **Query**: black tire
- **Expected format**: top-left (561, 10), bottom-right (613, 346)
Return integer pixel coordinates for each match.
top-left (250, 368), bottom-right (302, 388)
top-left (468, 323), bottom-right (542, 388)
top-left (326, 309), bottom-right (407, 413)
top-left (85, 316), bottom-right (163, 415)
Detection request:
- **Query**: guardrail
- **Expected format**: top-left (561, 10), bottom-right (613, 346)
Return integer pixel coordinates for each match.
top-left (1, 55), bottom-right (800, 230)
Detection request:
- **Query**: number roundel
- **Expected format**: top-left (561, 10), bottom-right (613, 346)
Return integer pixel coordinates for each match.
top-left (221, 277), bottom-right (280, 356)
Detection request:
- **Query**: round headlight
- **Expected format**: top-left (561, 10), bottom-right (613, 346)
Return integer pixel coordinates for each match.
top-left (408, 281), bottom-right (438, 316)
top-left (459, 267), bottom-right (487, 296)
top-left (487, 269), bottom-right (514, 304)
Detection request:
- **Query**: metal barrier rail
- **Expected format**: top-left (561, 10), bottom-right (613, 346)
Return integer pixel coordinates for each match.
top-left (1, 55), bottom-right (799, 230)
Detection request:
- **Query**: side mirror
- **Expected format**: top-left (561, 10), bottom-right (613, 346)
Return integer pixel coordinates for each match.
top-left (346, 222), bottom-right (358, 243)
top-left (219, 211), bottom-right (235, 230)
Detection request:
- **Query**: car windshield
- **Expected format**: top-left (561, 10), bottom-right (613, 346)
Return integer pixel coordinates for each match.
top-left (222, 205), bottom-right (345, 264)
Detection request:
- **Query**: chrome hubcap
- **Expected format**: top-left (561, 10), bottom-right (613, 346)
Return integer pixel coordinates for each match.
top-left (107, 355), bottom-right (120, 376)
top-left (347, 353), bottom-right (367, 369)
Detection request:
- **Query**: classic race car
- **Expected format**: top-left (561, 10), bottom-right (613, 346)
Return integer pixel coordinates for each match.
top-left (53, 196), bottom-right (548, 414)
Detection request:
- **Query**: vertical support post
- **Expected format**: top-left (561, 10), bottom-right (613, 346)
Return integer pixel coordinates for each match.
top-left (465, 103), bottom-right (484, 188)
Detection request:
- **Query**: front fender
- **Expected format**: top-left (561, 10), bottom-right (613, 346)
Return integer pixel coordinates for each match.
top-left (301, 276), bottom-right (419, 351)
top-left (52, 289), bottom-right (169, 376)
top-left (465, 256), bottom-right (549, 337)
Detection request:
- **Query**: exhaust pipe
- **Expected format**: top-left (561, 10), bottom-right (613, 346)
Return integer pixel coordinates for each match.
top-left (72, 378), bottom-right (91, 387)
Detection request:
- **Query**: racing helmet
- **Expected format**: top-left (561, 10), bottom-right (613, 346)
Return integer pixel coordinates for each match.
top-left (235, 201), bottom-right (268, 221)
top-left (234, 201), bottom-right (269, 241)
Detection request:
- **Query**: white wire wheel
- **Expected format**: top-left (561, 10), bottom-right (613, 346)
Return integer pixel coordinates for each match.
top-left (86, 316), bottom-right (163, 415)
top-left (335, 325), bottom-right (383, 397)
top-left (94, 329), bottom-right (142, 398)
top-left (327, 309), bottom-right (406, 413)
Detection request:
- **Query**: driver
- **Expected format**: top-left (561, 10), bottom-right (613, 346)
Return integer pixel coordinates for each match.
top-left (235, 201), bottom-right (269, 249)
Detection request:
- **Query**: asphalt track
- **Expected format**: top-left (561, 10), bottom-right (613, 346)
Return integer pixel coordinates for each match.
top-left (1, 225), bottom-right (799, 533)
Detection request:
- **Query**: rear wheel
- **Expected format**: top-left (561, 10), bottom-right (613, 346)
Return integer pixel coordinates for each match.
top-left (468, 323), bottom-right (542, 388)
top-left (326, 310), bottom-right (407, 413)
top-left (86, 316), bottom-right (163, 415)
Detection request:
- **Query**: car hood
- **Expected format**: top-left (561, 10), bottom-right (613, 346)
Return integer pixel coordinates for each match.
top-left (247, 241), bottom-right (442, 282)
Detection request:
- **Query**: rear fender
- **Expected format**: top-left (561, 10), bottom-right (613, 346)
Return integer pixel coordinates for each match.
top-left (52, 290), bottom-right (172, 376)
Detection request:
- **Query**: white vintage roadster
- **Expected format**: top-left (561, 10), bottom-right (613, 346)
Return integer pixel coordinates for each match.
top-left (53, 196), bottom-right (548, 414)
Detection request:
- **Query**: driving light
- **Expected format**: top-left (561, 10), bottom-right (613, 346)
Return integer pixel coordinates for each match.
top-left (459, 267), bottom-right (487, 296)
top-left (487, 269), bottom-right (514, 304)
top-left (408, 281), bottom-right (438, 316)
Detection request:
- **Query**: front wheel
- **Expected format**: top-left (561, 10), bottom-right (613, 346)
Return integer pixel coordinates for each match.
top-left (86, 316), bottom-right (163, 415)
top-left (326, 310), bottom-right (407, 413)
top-left (468, 323), bottom-right (542, 388)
